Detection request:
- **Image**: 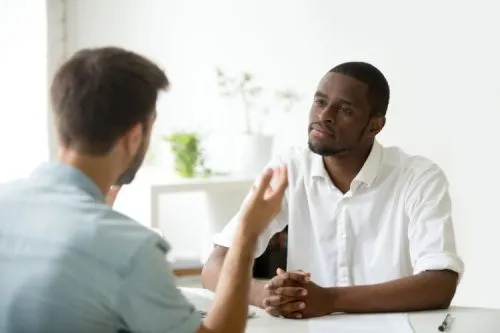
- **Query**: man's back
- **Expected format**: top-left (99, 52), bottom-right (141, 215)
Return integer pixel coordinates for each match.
top-left (0, 163), bottom-right (174, 332)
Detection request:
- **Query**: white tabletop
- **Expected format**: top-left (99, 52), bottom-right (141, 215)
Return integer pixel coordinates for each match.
top-left (181, 287), bottom-right (500, 333)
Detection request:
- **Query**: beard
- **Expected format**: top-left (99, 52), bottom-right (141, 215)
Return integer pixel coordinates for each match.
top-left (115, 138), bottom-right (148, 186)
top-left (308, 139), bottom-right (349, 157)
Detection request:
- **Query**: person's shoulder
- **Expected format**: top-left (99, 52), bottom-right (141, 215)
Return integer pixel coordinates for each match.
top-left (266, 145), bottom-right (320, 190)
top-left (0, 178), bottom-right (30, 197)
top-left (89, 207), bottom-right (169, 275)
top-left (381, 144), bottom-right (447, 183)
top-left (0, 177), bottom-right (39, 211)
top-left (270, 145), bottom-right (317, 169)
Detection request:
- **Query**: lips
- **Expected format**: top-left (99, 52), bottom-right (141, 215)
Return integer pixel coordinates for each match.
top-left (310, 124), bottom-right (335, 137)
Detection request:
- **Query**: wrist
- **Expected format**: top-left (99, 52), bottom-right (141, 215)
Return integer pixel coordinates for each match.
top-left (326, 287), bottom-right (342, 314)
top-left (232, 227), bottom-right (259, 255)
top-left (250, 280), bottom-right (269, 308)
top-left (235, 220), bottom-right (261, 243)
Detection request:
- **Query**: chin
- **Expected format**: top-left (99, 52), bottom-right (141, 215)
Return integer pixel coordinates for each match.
top-left (308, 140), bottom-right (343, 157)
top-left (308, 140), bottom-right (327, 155)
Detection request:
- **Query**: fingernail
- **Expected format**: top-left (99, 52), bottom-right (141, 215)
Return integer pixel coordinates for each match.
top-left (301, 290), bottom-right (308, 296)
top-left (299, 303), bottom-right (305, 309)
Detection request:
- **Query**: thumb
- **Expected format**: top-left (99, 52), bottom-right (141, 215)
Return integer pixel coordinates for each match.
top-left (276, 268), bottom-right (286, 275)
top-left (273, 166), bottom-right (288, 195)
top-left (254, 168), bottom-right (274, 198)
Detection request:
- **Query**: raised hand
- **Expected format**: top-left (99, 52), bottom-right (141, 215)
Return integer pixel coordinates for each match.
top-left (239, 166), bottom-right (288, 238)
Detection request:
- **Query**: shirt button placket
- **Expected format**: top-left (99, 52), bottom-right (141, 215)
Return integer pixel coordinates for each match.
top-left (336, 205), bottom-right (349, 286)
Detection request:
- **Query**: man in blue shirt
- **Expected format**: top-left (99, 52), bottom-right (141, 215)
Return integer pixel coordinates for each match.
top-left (0, 47), bottom-right (291, 333)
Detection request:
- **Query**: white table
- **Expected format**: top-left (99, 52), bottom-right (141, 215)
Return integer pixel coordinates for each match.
top-left (181, 287), bottom-right (500, 333)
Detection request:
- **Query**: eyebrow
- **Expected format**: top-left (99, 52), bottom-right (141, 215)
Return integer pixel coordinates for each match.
top-left (314, 91), bottom-right (354, 106)
top-left (314, 91), bottom-right (328, 99)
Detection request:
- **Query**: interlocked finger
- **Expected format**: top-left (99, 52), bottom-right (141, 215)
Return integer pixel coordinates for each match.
top-left (278, 300), bottom-right (306, 314)
top-left (274, 286), bottom-right (308, 297)
top-left (266, 272), bottom-right (310, 290)
top-left (264, 307), bottom-right (281, 317)
top-left (263, 295), bottom-right (292, 307)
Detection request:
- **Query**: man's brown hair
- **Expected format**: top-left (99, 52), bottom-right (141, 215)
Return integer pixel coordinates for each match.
top-left (51, 47), bottom-right (169, 155)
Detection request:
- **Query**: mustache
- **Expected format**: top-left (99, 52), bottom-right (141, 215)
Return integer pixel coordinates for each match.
top-left (309, 121), bottom-right (336, 137)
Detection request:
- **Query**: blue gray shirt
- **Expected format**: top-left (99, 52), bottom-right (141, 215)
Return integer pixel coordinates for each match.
top-left (0, 163), bottom-right (201, 333)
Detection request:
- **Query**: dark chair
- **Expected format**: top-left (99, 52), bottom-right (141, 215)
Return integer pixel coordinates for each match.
top-left (252, 226), bottom-right (288, 279)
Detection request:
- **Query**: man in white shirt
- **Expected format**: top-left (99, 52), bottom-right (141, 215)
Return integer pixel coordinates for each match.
top-left (201, 61), bottom-right (464, 319)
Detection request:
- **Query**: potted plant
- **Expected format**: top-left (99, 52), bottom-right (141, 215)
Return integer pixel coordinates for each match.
top-left (216, 69), bottom-right (301, 176)
top-left (162, 131), bottom-right (211, 178)
top-left (275, 89), bottom-right (301, 115)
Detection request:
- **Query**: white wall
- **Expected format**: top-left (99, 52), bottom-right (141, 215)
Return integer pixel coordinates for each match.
top-left (46, 0), bottom-right (67, 160)
top-left (61, 0), bottom-right (500, 308)
top-left (0, 0), bottom-right (51, 181)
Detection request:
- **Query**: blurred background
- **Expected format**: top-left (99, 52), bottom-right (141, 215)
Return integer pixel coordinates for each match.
top-left (1, 0), bottom-right (499, 308)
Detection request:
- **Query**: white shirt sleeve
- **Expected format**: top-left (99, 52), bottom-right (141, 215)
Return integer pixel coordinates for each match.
top-left (406, 163), bottom-right (464, 280)
top-left (212, 156), bottom-right (289, 258)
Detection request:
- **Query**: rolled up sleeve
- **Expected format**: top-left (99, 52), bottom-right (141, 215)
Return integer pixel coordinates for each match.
top-left (213, 157), bottom-right (290, 259)
top-left (212, 197), bottom-right (287, 259)
top-left (406, 164), bottom-right (464, 281)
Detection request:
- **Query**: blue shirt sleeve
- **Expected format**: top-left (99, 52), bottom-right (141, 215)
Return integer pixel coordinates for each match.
top-left (116, 236), bottom-right (202, 333)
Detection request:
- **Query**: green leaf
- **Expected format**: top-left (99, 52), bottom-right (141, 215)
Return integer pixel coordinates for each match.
top-left (162, 132), bottom-right (204, 178)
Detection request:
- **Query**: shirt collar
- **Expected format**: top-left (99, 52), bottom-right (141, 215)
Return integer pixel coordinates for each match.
top-left (32, 162), bottom-right (105, 202)
top-left (311, 140), bottom-right (383, 188)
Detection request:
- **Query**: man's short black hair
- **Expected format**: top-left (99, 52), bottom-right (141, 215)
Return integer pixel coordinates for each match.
top-left (51, 47), bottom-right (169, 155)
top-left (330, 62), bottom-right (390, 116)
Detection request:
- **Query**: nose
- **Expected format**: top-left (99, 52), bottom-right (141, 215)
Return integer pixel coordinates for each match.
top-left (318, 106), bottom-right (336, 124)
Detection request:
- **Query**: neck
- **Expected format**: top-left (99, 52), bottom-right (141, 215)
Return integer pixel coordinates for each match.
top-left (323, 142), bottom-right (373, 193)
top-left (58, 148), bottom-right (118, 196)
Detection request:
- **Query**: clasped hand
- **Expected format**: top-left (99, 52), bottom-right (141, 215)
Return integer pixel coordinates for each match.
top-left (262, 268), bottom-right (333, 319)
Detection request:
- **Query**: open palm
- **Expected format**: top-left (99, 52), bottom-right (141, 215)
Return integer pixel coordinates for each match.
top-left (240, 166), bottom-right (288, 237)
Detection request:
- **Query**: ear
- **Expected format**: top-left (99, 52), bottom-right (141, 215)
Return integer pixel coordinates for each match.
top-left (122, 123), bottom-right (143, 157)
top-left (368, 117), bottom-right (385, 137)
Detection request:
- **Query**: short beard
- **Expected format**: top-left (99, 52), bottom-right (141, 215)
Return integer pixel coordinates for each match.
top-left (308, 140), bottom-right (348, 157)
top-left (115, 140), bottom-right (147, 186)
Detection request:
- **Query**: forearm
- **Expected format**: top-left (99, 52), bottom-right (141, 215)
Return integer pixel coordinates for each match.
top-left (330, 270), bottom-right (458, 313)
top-left (201, 248), bottom-right (268, 309)
top-left (203, 231), bottom-right (257, 333)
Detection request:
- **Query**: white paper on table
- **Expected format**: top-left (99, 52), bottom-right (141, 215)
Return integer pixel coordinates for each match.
top-left (308, 313), bottom-right (414, 333)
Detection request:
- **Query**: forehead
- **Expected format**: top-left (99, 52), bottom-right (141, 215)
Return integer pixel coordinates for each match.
top-left (317, 72), bottom-right (370, 108)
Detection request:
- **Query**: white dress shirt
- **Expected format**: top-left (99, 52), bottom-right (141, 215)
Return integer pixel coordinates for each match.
top-left (213, 141), bottom-right (464, 287)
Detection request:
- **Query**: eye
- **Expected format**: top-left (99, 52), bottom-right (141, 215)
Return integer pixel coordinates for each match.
top-left (339, 106), bottom-right (354, 116)
top-left (314, 98), bottom-right (327, 108)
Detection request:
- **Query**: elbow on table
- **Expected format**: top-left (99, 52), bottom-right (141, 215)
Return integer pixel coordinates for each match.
top-left (433, 295), bottom-right (454, 310)
top-left (426, 269), bottom-right (459, 310)
top-left (438, 285), bottom-right (458, 310)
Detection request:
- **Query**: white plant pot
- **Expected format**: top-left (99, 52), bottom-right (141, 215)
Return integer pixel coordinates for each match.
top-left (234, 134), bottom-right (274, 177)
